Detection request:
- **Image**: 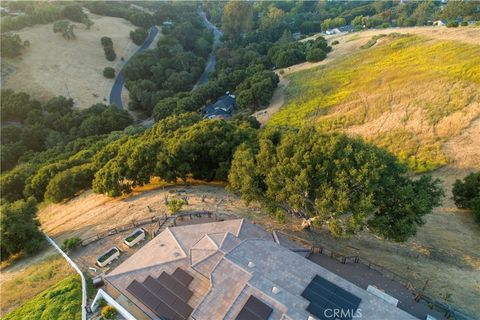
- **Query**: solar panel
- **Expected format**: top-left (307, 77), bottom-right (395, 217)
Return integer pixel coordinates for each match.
top-left (236, 307), bottom-right (261, 320)
top-left (126, 278), bottom-right (192, 320)
top-left (302, 275), bottom-right (361, 320)
top-left (157, 272), bottom-right (193, 302)
top-left (126, 280), bottom-right (147, 299)
top-left (172, 267), bottom-right (194, 287)
top-left (235, 296), bottom-right (273, 320)
top-left (170, 298), bottom-right (194, 319)
top-left (143, 276), bottom-right (176, 305)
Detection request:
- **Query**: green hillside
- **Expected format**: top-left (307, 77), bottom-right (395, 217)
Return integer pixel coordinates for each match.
top-left (270, 34), bottom-right (480, 172)
top-left (4, 275), bottom-right (81, 320)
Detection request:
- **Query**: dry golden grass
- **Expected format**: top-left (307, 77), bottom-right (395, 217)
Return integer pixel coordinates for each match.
top-left (270, 34), bottom-right (480, 172)
top-left (0, 253), bottom-right (75, 316)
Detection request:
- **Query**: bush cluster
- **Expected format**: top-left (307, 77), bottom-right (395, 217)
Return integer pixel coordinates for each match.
top-left (100, 36), bottom-right (116, 61)
top-left (103, 67), bottom-right (115, 79)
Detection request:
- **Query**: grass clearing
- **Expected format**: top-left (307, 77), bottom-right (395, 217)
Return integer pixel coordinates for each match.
top-left (270, 35), bottom-right (480, 172)
top-left (0, 252), bottom-right (75, 316)
top-left (3, 274), bottom-right (81, 320)
top-left (1, 12), bottom-right (138, 109)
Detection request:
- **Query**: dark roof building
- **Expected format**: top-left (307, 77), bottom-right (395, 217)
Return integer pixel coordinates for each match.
top-left (204, 93), bottom-right (236, 120)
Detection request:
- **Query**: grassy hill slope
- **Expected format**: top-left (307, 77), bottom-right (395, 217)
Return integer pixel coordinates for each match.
top-left (1, 253), bottom-right (76, 316)
top-left (270, 34), bottom-right (480, 172)
top-left (3, 274), bottom-right (81, 320)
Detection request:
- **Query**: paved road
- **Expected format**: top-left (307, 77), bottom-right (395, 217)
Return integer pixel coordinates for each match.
top-left (140, 11), bottom-right (222, 128)
top-left (109, 26), bottom-right (159, 109)
top-left (194, 10), bottom-right (222, 87)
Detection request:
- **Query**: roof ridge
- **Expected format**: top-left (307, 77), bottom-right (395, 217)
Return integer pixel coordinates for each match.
top-left (191, 249), bottom-right (220, 268)
top-left (165, 227), bottom-right (187, 257)
top-left (204, 234), bottom-right (219, 249)
top-left (105, 257), bottom-right (189, 280)
top-left (236, 218), bottom-right (245, 237)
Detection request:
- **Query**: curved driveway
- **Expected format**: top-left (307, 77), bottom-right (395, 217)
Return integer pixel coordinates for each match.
top-left (109, 26), bottom-right (159, 109)
top-left (195, 11), bottom-right (222, 87)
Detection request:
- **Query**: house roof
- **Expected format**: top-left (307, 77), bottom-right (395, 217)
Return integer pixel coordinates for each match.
top-left (105, 219), bottom-right (417, 320)
top-left (204, 94), bottom-right (236, 118)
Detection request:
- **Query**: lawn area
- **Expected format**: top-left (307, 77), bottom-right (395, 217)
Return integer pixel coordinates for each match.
top-left (3, 274), bottom-right (81, 320)
top-left (0, 253), bottom-right (76, 316)
top-left (270, 34), bottom-right (480, 172)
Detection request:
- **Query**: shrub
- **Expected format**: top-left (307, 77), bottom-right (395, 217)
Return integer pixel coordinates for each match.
top-left (1, 197), bottom-right (45, 261)
top-left (101, 305), bottom-right (116, 319)
top-left (103, 67), bottom-right (115, 79)
top-left (446, 21), bottom-right (459, 28)
top-left (53, 20), bottom-right (76, 40)
top-left (97, 299), bottom-right (107, 308)
top-left (130, 28), bottom-right (148, 46)
top-left (452, 172), bottom-right (480, 223)
top-left (1, 33), bottom-right (23, 58)
top-left (101, 36), bottom-right (116, 61)
top-left (167, 198), bottom-right (184, 215)
top-left (100, 37), bottom-right (113, 47)
top-left (104, 46), bottom-right (116, 61)
top-left (63, 4), bottom-right (86, 23)
top-left (306, 48), bottom-right (326, 62)
top-left (460, 21), bottom-right (468, 26)
top-left (331, 40), bottom-right (339, 46)
top-left (61, 237), bottom-right (82, 252)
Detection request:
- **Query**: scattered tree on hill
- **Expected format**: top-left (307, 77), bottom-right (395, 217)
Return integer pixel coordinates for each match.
top-left (103, 67), bottom-right (115, 79)
top-left (92, 113), bottom-right (257, 197)
top-left (228, 128), bottom-right (444, 241)
top-left (53, 20), bottom-right (76, 40)
top-left (452, 172), bottom-right (480, 224)
top-left (44, 163), bottom-right (95, 203)
top-left (100, 36), bottom-right (113, 47)
top-left (100, 36), bottom-right (116, 61)
top-left (104, 45), bottom-right (116, 61)
top-left (236, 71), bottom-right (279, 109)
top-left (0, 197), bottom-right (45, 261)
top-left (306, 48), bottom-right (326, 62)
top-left (222, 1), bottom-right (254, 39)
top-left (63, 4), bottom-right (86, 23)
top-left (130, 28), bottom-right (148, 46)
top-left (1, 33), bottom-right (24, 58)
top-left (321, 17), bottom-right (346, 31)
top-left (446, 21), bottom-right (459, 28)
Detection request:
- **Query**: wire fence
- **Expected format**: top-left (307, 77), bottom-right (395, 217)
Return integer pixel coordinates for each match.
top-left (80, 211), bottom-right (217, 247)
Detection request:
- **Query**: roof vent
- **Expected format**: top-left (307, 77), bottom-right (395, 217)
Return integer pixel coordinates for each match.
top-left (272, 286), bottom-right (280, 294)
top-left (248, 261), bottom-right (255, 268)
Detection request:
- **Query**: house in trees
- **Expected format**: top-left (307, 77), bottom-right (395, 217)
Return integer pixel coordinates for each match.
top-left (203, 93), bottom-right (236, 120)
top-left (325, 25), bottom-right (354, 35)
